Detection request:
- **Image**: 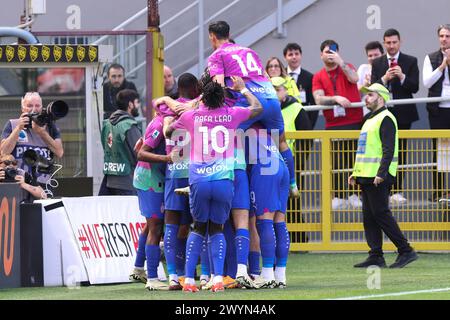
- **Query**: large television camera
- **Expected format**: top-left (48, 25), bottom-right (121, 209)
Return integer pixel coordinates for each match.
top-left (25, 100), bottom-right (69, 129)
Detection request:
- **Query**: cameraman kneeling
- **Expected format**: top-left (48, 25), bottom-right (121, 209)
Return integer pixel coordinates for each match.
top-left (0, 154), bottom-right (46, 202)
top-left (0, 92), bottom-right (63, 186)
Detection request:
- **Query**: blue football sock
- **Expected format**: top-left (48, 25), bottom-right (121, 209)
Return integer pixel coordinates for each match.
top-left (185, 232), bottom-right (204, 279)
top-left (134, 233), bottom-right (147, 268)
top-left (235, 228), bottom-right (250, 266)
top-left (209, 233), bottom-right (227, 278)
top-left (145, 244), bottom-right (160, 279)
top-left (274, 222), bottom-right (290, 267)
top-left (248, 251), bottom-right (261, 275)
top-left (223, 220), bottom-right (236, 278)
top-left (207, 236), bottom-right (215, 275)
top-left (256, 219), bottom-right (276, 268)
top-left (200, 237), bottom-right (210, 277)
top-left (163, 224), bottom-right (179, 276)
top-left (281, 148), bottom-right (296, 186)
top-left (176, 236), bottom-right (187, 276)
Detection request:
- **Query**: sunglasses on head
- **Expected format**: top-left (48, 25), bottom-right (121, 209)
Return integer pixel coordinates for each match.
top-left (1, 160), bottom-right (18, 166)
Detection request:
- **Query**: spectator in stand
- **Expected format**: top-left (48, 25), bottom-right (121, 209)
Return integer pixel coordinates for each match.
top-left (164, 65), bottom-right (178, 99)
top-left (265, 57), bottom-right (301, 101)
top-left (283, 43), bottom-right (318, 129)
top-left (423, 24), bottom-right (450, 201)
top-left (312, 39), bottom-right (364, 210)
top-left (371, 28), bottom-right (420, 205)
top-left (103, 63), bottom-right (138, 120)
top-left (357, 41), bottom-right (384, 115)
top-left (358, 41), bottom-right (384, 90)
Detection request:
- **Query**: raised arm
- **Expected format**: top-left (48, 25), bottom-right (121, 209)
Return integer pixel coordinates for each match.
top-left (228, 76), bottom-right (262, 119)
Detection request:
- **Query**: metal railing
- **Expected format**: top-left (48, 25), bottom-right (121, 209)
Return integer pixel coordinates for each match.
top-left (286, 122), bottom-right (450, 252)
top-left (303, 96), bottom-right (450, 111)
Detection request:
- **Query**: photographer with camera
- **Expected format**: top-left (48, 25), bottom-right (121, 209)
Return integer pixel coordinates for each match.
top-left (0, 154), bottom-right (46, 202)
top-left (0, 92), bottom-right (64, 186)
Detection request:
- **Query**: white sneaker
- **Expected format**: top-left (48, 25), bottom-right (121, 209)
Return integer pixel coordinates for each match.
top-left (332, 197), bottom-right (348, 210)
top-left (145, 279), bottom-right (170, 291)
top-left (129, 268), bottom-right (147, 283)
top-left (390, 193), bottom-right (407, 205)
top-left (275, 280), bottom-right (287, 289)
top-left (201, 278), bottom-right (214, 291)
top-left (236, 274), bottom-right (256, 289)
top-left (252, 275), bottom-right (276, 289)
top-left (348, 194), bottom-right (362, 209)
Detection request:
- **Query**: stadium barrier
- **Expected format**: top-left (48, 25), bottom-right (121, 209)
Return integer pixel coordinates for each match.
top-left (286, 129), bottom-right (450, 252)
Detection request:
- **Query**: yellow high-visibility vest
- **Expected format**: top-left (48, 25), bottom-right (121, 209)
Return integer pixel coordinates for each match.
top-left (281, 101), bottom-right (302, 152)
top-left (353, 109), bottom-right (398, 178)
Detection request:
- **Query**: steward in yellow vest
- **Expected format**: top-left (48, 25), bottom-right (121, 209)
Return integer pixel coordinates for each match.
top-left (271, 77), bottom-right (312, 153)
top-left (349, 83), bottom-right (417, 269)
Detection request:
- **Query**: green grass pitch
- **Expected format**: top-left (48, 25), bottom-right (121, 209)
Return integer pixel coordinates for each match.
top-left (1, 253), bottom-right (450, 300)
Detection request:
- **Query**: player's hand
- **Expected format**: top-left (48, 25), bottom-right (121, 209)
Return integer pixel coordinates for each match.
top-left (373, 176), bottom-right (384, 186)
top-left (174, 101), bottom-right (196, 115)
top-left (229, 76), bottom-right (246, 91)
top-left (0, 169), bottom-right (5, 181)
top-left (348, 175), bottom-right (356, 186)
top-left (153, 96), bottom-right (168, 106)
top-left (166, 152), bottom-right (174, 164)
top-left (134, 137), bottom-right (144, 153)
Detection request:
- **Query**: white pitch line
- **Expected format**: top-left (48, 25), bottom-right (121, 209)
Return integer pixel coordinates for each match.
top-left (327, 287), bottom-right (450, 300)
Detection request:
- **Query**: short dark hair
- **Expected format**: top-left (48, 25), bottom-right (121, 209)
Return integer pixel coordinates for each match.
top-left (116, 89), bottom-right (139, 111)
top-left (320, 40), bottom-right (339, 52)
top-left (283, 43), bottom-right (302, 56)
top-left (383, 28), bottom-right (401, 40)
top-left (177, 73), bottom-right (200, 99)
top-left (199, 70), bottom-right (224, 109)
top-left (364, 41), bottom-right (384, 54)
top-left (107, 63), bottom-right (125, 76)
top-left (208, 21), bottom-right (230, 40)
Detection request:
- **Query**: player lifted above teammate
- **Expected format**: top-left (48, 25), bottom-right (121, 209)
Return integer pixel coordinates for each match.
top-left (207, 20), bottom-right (299, 197)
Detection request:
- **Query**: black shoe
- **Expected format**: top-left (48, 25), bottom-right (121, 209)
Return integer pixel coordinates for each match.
top-left (354, 256), bottom-right (387, 268)
top-left (389, 250), bottom-right (418, 268)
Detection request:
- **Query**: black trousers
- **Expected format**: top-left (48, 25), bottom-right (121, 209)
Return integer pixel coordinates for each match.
top-left (360, 181), bottom-right (412, 256)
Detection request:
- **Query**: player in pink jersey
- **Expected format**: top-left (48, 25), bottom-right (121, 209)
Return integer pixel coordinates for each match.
top-left (208, 20), bottom-right (299, 198)
top-left (165, 73), bottom-right (262, 292)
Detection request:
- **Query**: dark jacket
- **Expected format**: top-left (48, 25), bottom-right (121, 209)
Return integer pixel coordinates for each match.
top-left (104, 110), bottom-right (141, 190)
top-left (296, 68), bottom-right (318, 128)
top-left (371, 52), bottom-right (420, 126)
top-left (426, 50), bottom-right (450, 120)
top-left (103, 79), bottom-right (137, 119)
